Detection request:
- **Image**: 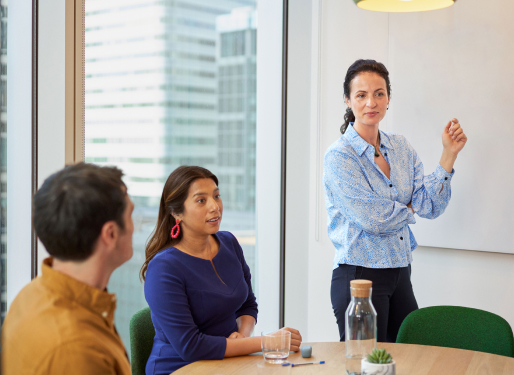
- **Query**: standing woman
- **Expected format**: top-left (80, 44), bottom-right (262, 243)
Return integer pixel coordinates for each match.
top-left (141, 166), bottom-right (301, 374)
top-left (323, 59), bottom-right (467, 343)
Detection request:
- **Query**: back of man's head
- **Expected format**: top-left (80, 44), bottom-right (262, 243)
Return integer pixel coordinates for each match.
top-left (34, 163), bottom-right (126, 261)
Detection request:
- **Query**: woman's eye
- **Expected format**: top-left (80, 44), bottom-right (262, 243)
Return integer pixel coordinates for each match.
top-left (197, 199), bottom-right (205, 203)
top-left (216, 194), bottom-right (221, 199)
top-left (376, 92), bottom-right (384, 96)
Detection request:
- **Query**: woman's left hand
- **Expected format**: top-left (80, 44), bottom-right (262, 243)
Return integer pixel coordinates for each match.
top-left (228, 332), bottom-right (246, 339)
top-left (442, 118), bottom-right (468, 155)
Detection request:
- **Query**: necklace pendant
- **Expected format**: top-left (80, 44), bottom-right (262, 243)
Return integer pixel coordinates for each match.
top-left (373, 146), bottom-right (379, 157)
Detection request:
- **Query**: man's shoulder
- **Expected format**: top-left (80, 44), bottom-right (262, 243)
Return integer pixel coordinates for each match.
top-left (3, 277), bottom-right (114, 353)
top-left (3, 289), bottom-right (129, 375)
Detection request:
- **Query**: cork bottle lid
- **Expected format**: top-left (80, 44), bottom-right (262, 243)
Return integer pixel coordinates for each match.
top-left (350, 279), bottom-right (372, 298)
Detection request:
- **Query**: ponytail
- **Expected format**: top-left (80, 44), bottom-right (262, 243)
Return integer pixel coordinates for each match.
top-left (341, 108), bottom-right (355, 134)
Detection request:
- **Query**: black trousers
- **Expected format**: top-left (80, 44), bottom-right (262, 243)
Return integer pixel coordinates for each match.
top-left (331, 264), bottom-right (418, 343)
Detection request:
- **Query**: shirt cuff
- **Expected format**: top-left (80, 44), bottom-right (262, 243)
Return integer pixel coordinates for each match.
top-left (435, 164), bottom-right (455, 183)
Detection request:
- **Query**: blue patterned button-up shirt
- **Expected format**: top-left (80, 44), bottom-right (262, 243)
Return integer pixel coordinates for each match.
top-left (323, 124), bottom-right (454, 269)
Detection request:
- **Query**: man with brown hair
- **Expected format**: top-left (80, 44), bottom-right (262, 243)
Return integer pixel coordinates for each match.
top-left (2, 163), bottom-right (133, 374)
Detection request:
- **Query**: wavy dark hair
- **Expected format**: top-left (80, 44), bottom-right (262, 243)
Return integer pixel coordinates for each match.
top-left (140, 165), bottom-right (218, 280)
top-left (341, 59), bottom-right (392, 134)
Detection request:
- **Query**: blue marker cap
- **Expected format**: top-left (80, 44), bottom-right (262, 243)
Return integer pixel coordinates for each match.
top-left (320, 361), bottom-right (325, 364)
top-left (282, 363), bottom-right (291, 366)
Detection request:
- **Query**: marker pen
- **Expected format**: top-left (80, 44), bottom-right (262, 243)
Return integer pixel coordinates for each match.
top-left (282, 361), bottom-right (326, 367)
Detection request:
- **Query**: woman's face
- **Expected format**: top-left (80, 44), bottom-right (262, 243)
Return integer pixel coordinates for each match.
top-left (345, 71), bottom-right (390, 128)
top-left (176, 178), bottom-right (223, 238)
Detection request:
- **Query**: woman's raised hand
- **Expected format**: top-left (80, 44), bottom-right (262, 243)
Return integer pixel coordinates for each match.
top-left (280, 327), bottom-right (303, 352)
top-left (442, 118), bottom-right (468, 155)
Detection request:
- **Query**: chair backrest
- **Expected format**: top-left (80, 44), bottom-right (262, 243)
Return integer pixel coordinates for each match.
top-left (397, 306), bottom-right (514, 357)
top-left (130, 307), bottom-right (156, 375)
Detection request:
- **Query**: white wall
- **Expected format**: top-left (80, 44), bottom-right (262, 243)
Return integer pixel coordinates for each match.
top-left (285, 0), bottom-right (514, 342)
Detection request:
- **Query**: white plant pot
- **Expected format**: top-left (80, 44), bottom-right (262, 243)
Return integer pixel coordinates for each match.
top-left (361, 358), bottom-right (396, 375)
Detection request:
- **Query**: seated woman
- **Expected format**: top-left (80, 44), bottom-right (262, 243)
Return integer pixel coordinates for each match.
top-left (141, 166), bottom-right (302, 374)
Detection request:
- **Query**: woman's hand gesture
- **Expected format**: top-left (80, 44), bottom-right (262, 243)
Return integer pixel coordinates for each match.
top-left (442, 118), bottom-right (467, 155)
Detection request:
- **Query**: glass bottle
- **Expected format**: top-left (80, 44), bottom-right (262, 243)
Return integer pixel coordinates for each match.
top-left (345, 279), bottom-right (377, 375)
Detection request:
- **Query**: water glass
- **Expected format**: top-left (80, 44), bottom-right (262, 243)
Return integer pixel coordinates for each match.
top-left (261, 330), bottom-right (291, 364)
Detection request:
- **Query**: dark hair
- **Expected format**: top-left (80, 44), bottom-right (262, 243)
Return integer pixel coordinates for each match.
top-left (140, 166), bottom-right (219, 280)
top-left (341, 59), bottom-right (392, 134)
top-left (33, 163), bottom-right (127, 261)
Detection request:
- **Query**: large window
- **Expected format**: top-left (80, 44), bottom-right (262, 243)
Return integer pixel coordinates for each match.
top-left (84, 0), bottom-right (257, 351)
top-left (0, 0), bottom-right (7, 328)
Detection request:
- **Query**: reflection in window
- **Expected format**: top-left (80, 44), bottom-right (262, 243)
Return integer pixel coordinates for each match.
top-left (84, 1), bottom-right (257, 353)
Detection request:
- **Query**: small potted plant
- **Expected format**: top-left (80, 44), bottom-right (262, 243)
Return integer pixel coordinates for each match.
top-left (361, 348), bottom-right (396, 375)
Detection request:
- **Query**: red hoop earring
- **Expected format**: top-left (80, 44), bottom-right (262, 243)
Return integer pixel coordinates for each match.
top-left (171, 219), bottom-right (181, 239)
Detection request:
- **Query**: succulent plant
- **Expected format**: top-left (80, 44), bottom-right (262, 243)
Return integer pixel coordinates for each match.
top-left (366, 348), bottom-right (393, 364)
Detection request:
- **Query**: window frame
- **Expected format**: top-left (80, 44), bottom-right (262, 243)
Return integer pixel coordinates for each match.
top-left (6, 0), bottom-right (38, 308)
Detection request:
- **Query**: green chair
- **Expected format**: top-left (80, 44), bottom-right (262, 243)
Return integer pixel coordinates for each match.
top-left (396, 306), bottom-right (514, 357)
top-left (130, 307), bottom-right (156, 375)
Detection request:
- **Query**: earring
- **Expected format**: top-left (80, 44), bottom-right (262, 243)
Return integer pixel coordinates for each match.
top-left (387, 105), bottom-right (389, 110)
top-left (171, 219), bottom-right (181, 239)
top-left (346, 107), bottom-right (352, 114)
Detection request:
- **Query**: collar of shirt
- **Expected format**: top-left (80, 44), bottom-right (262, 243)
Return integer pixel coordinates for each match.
top-left (40, 257), bottom-right (117, 323)
top-left (344, 123), bottom-right (394, 156)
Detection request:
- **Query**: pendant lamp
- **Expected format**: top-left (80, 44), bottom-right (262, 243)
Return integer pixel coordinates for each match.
top-left (354, 0), bottom-right (456, 13)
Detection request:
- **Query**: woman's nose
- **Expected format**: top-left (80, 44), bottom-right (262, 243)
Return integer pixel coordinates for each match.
top-left (209, 199), bottom-right (220, 212)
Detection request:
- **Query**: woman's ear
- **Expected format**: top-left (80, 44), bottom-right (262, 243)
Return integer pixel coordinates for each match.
top-left (171, 212), bottom-right (182, 223)
top-left (344, 95), bottom-right (351, 108)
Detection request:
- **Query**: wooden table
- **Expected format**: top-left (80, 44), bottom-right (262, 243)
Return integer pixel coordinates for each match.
top-left (173, 342), bottom-right (514, 375)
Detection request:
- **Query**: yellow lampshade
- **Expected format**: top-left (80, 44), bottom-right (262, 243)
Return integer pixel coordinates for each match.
top-left (355, 0), bottom-right (456, 13)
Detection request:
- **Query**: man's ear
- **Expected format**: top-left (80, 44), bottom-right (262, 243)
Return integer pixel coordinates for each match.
top-left (98, 221), bottom-right (118, 250)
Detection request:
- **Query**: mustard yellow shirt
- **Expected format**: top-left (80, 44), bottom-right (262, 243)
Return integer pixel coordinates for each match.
top-left (1, 258), bottom-right (131, 375)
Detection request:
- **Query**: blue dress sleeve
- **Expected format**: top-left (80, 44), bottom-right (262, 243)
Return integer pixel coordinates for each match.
top-left (144, 256), bottom-right (227, 362)
top-left (324, 148), bottom-right (416, 236)
top-left (409, 142), bottom-right (454, 219)
top-left (228, 234), bottom-right (258, 322)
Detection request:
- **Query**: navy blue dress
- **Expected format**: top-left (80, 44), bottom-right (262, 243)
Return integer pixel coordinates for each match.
top-left (144, 231), bottom-right (258, 374)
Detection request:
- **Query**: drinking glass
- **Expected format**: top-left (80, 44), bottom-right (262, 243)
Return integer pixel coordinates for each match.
top-left (261, 330), bottom-right (291, 364)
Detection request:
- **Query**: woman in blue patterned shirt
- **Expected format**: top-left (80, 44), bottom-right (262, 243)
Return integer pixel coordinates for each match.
top-left (323, 59), bottom-right (468, 343)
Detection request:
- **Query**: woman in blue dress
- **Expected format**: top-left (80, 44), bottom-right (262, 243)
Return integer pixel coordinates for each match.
top-left (141, 166), bottom-right (302, 374)
top-left (324, 59), bottom-right (468, 343)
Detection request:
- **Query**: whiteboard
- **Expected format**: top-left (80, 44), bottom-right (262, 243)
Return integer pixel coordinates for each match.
top-left (319, 0), bottom-right (514, 254)
top-left (386, 0), bottom-right (514, 253)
